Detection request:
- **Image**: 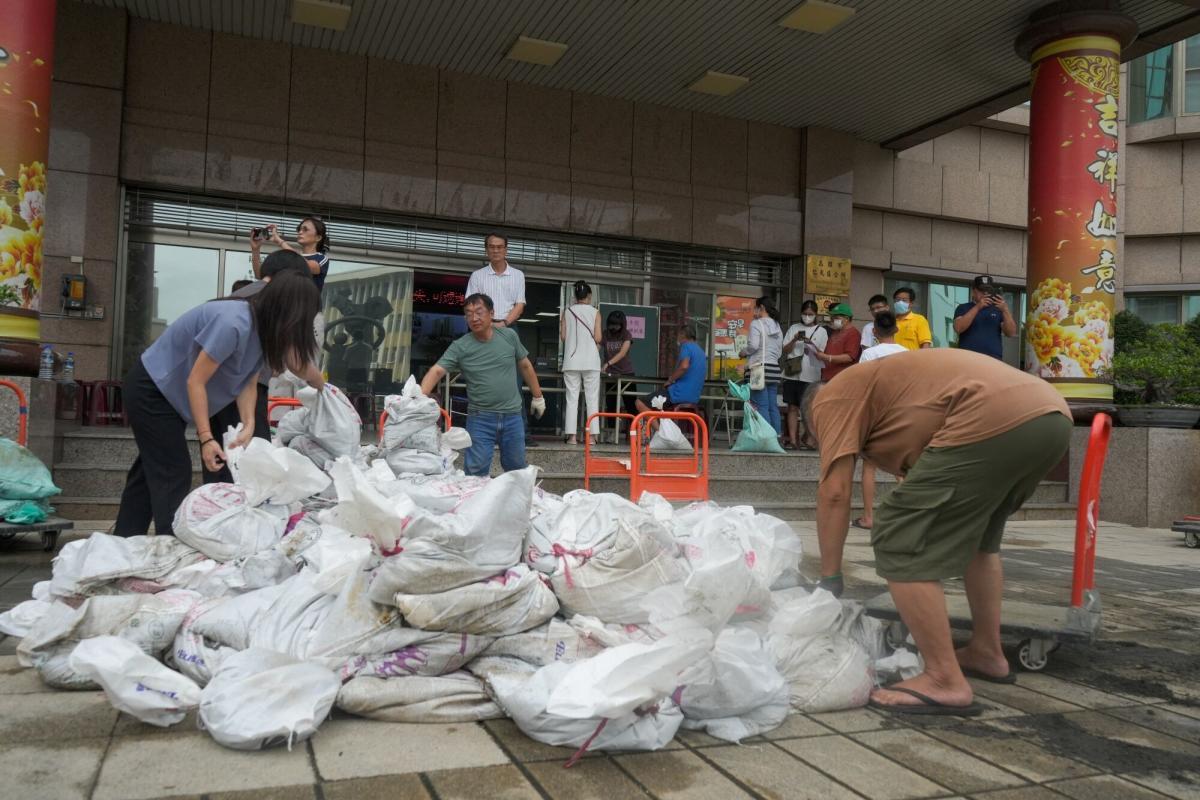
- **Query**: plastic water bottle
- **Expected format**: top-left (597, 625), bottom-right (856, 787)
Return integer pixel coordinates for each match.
top-left (63, 352), bottom-right (75, 380)
top-left (38, 345), bottom-right (54, 379)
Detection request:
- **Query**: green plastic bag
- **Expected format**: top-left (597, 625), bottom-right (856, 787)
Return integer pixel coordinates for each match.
top-left (0, 438), bottom-right (61, 501)
top-left (728, 381), bottom-right (785, 454)
top-left (0, 498), bottom-right (50, 524)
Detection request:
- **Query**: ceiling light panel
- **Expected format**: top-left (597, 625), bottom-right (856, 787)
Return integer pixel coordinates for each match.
top-left (291, 0), bottom-right (352, 32)
top-left (507, 35), bottom-right (569, 66)
top-left (688, 70), bottom-right (750, 97)
top-left (779, 0), bottom-right (856, 34)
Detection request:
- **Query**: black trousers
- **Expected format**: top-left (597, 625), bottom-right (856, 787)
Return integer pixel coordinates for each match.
top-left (202, 384), bottom-right (270, 484)
top-left (115, 359), bottom-right (192, 537)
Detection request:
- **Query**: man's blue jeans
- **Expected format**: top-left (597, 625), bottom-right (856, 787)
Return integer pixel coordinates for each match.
top-left (750, 382), bottom-right (782, 436)
top-left (464, 410), bottom-right (527, 476)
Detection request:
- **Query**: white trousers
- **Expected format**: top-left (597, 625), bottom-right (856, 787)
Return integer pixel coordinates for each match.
top-left (562, 369), bottom-right (600, 436)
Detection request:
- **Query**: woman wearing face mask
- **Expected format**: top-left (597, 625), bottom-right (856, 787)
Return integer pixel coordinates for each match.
top-left (814, 303), bottom-right (861, 381)
top-left (781, 300), bottom-right (828, 450)
top-left (601, 309), bottom-right (639, 421)
top-left (560, 280), bottom-right (602, 445)
top-left (740, 296), bottom-right (785, 438)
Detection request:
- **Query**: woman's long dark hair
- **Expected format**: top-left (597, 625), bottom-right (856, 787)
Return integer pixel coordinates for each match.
top-left (756, 295), bottom-right (780, 322)
top-left (573, 280), bottom-right (591, 302)
top-left (248, 271), bottom-right (320, 373)
top-left (301, 216), bottom-right (330, 253)
top-left (606, 309), bottom-right (627, 335)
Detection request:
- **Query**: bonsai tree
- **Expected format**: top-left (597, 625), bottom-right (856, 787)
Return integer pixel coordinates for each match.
top-left (1112, 323), bottom-right (1200, 406)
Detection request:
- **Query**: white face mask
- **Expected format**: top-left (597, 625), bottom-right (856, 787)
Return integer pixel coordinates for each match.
top-left (801, 313), bottom-right (816, 325)
top-left (832, 318), bottom-right (846, 330)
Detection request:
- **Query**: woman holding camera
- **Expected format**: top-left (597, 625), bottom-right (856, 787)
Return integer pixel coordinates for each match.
top-left (560, 280), bottom-right (602, 445)
top-left (780, 299), bottom-right (827, 450)
top-left (114, 271), bottom-right (324, 538)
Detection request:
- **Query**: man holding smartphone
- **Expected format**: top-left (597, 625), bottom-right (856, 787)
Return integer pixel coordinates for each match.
top-left (953, 275), bottom-right (1017, 359)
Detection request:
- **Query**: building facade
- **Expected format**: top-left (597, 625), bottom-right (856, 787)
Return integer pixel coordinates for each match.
top-left (26, 1), bottom-right (1200, 391)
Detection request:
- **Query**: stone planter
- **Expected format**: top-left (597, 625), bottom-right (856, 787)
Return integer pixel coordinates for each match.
top-left (1117, 406), bottom-right (1200, 429)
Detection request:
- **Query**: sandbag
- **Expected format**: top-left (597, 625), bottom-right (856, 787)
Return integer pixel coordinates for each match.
top-left (173, 484), bottom-right (288, 562)
top-left (337, 672), bottom-right (503, 723)
top-left (50, 533), bottom-right (207, 598)
top-left (385, 448), bottom-right (456, 476)
top-left (526, 490), bottom-right (671, 575)
top-left (368, 467), bottom-right (536, 599)
top-left (321, 458), bottom-right (415, 555)
top-left (0, 437), bottom-right (60, 500)
top-left (199, 648), bottom-right (340, 750)
top-left (672, 503), bottom-right (803, 592)
top-left (226, 437), bottom-right (330, 506)
top-left (69, 636), bottom-right (201, 727)
top-left (0, 598), bottom-right (52, 638)
top-left (490, 659), bottom-right (683, 753)
top-left (276, 384), bottom-right (361, 470)
top-left (276, 515), bottom-right (372, 593)
top-left (340, 631), bottom-right (494, 680)
top-left (649, 419), bottom-right (692, 452)
top-left (381, 377), bottom-right (442, 455)
top-left (768, 631), bottom-right (874, 713)
top-left (19, 590), bottom-right (200, 689)
top-left (482, 617), bottom-right (608, 667)
top-left (675, 627), bottom-right (789, 743)
top-left (169, 597), bottom-right (236, 687)
top-left (392, 565), bottom-right (559, 636)
top-left (378, 472), bottom-right (489, 514)
top-left (551, 523), bottom-right (687, 624)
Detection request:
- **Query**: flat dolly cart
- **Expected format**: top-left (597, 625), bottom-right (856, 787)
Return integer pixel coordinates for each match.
top-left (865, 412), bottom-right (1113, 672)
top-left (1172, 516), bottom-right (1200, 549)
top-left (0, 379), bottom-right (73, 551)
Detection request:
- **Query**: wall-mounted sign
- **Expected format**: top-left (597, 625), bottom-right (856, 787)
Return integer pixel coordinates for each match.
top-left (626, 315), bottom-right (646, 339)
top-left (806, 255), bottom-right (851, 296)
top-left (711, 295), bottom-right (756, 379)
top-left (814, 294), bottom-right (841, 315)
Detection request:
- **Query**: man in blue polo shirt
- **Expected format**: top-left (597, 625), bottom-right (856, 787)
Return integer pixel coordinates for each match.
top-left (636, 325), bottom-right (707, 413)
top-left (953, 275), bottom-right (1017, 359)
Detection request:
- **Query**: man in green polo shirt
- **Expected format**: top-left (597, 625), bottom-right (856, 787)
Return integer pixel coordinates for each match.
top-left (420, 293), bottom-right (546, 476)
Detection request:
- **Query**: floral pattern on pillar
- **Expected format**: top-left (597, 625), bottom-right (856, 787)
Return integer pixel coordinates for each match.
top-left (1025, 36), bottom-right (1120, 401)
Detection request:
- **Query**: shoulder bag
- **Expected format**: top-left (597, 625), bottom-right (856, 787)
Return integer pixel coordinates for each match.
top-left (780, 325), bottom-right (806, 376)
top-left (748, 319), bottom-right (766, 390)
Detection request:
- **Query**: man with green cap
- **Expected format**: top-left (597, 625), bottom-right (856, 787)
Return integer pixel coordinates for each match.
top-left (812, 303), bottom-right (860, 381)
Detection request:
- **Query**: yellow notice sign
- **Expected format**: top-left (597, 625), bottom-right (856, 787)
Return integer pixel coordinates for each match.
top-left (806, 255), bottom-right (851, 296)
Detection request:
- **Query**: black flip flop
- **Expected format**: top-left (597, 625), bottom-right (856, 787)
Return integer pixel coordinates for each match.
top-left (961, 667), bottom-right (1017, 685)
top-left (869, 687), bottom-right (983, 717)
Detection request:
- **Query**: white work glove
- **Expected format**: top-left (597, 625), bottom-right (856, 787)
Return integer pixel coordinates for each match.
top-left (530, 395), bottom-right (546, 419)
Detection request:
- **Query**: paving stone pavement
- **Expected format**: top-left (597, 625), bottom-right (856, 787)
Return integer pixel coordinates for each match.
top-left (2, 519), bottom-right (1199, 800)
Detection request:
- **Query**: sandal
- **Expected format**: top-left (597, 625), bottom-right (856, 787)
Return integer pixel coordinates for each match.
top-left (852, 517), bottom-right (873, 530)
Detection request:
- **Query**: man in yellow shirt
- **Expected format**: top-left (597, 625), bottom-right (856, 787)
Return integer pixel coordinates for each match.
top-left (892, 287), bottom-right (933, 350)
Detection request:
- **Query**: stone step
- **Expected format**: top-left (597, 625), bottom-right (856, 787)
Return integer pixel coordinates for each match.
top-left (51, 496), bottom-right (1077, 524)
top-left (539, 474), bottom-right (1068, 506)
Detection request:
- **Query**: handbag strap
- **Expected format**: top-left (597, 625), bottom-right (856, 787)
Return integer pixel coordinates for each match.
top-left (566, 306), bottom-right (590, 359)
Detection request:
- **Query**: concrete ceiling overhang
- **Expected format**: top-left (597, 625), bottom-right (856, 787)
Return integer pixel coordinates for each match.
top-left (80, 0), bottom-right (1200, 148)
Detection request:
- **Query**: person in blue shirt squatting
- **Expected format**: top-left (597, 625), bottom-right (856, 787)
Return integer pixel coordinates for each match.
top-left (953, 275), bottom-right (1017, 359)
top-left (114, 271), bottom-right (325, 538)
top-left (636, 324), bottom-right (708, 415)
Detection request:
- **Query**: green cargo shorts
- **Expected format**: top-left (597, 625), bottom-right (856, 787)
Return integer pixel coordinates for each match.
top-left (871, 412), bottom-right (1073, 582)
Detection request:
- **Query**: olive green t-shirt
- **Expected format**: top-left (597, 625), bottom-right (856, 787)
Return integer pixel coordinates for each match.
top-left (437, 326), bottom-right (529, 413)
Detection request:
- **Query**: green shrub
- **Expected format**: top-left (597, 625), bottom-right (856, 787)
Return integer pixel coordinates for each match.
top-left (1113, 310), bottom-right (1149, 356)
top-left (1113, 323), bottom-right (1200, 405)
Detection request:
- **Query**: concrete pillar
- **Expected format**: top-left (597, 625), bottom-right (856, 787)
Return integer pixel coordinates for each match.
top-left (0, 0), bottom-right (57, 374)
top-left (1016, 1), bottom-right (1135, 406)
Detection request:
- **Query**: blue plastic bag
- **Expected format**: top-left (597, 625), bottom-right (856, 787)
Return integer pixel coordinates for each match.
top-left (0, 438), bottom-right (61, 500)
top-left (728, 381), bottom-right (785, 454)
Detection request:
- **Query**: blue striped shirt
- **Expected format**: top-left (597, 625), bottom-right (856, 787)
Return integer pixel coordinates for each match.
top-left (466, 263), bottom-right (526, 320)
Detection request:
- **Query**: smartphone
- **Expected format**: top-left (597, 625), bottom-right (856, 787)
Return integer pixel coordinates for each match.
top-left (251, 225), bottom-right (274, 241)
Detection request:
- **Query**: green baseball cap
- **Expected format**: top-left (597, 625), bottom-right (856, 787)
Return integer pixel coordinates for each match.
top-left (829, 303), bottom-right (853, 318)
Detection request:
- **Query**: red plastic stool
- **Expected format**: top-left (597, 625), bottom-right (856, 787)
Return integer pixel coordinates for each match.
top-left (90, 380), bottom-right (127, 426)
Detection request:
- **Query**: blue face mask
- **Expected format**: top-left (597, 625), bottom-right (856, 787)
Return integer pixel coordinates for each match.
top-left (894, 300), bottom-right (910, 315)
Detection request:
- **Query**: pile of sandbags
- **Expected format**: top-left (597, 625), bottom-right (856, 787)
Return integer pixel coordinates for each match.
top-left (0, 374), bottom-right (906, 761)
top-left (379, 377), bottom-right (472, 475)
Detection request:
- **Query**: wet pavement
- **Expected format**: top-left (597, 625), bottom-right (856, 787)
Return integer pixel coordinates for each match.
top-left (1, 519), bottom-right (1198, 800)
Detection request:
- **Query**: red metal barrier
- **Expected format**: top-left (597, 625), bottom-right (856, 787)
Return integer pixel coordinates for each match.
top-left (377, 406), bottom-right (452, 444)
top-left (1071, 412), bottom-right (1112, 610)
top-left (0, 380), bottom-right (29, 447)
top-left (266, 397), bottom-right (302, 428)
top-left (630, 411), bottom-right (709, 502)
top-left (583, 412), bottom-right (635, 490)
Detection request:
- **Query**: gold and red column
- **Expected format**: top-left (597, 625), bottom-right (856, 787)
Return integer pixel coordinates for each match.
top-left (1017, 3), bottom-right (1136, 404)
top-left (0, 0), bottom-right (56, 372)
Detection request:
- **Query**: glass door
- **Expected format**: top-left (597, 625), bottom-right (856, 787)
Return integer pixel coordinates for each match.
top-left (321, 259), bottom-right (413, 398)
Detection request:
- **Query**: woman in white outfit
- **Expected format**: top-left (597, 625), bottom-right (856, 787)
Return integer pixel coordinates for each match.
top-left (854, 310), bottom-right (908, 530)
top-left (560, 280), bottom-right (602, 445)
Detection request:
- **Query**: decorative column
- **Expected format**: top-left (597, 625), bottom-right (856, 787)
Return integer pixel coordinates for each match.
top-left (0, 0), bottom-right (56, 374)
top-left (1016, 2), bottom-right (1136, 405)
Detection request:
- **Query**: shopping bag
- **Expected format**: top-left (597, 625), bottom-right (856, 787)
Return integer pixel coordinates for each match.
top-left (733, 403), bottom-right (784, 453)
